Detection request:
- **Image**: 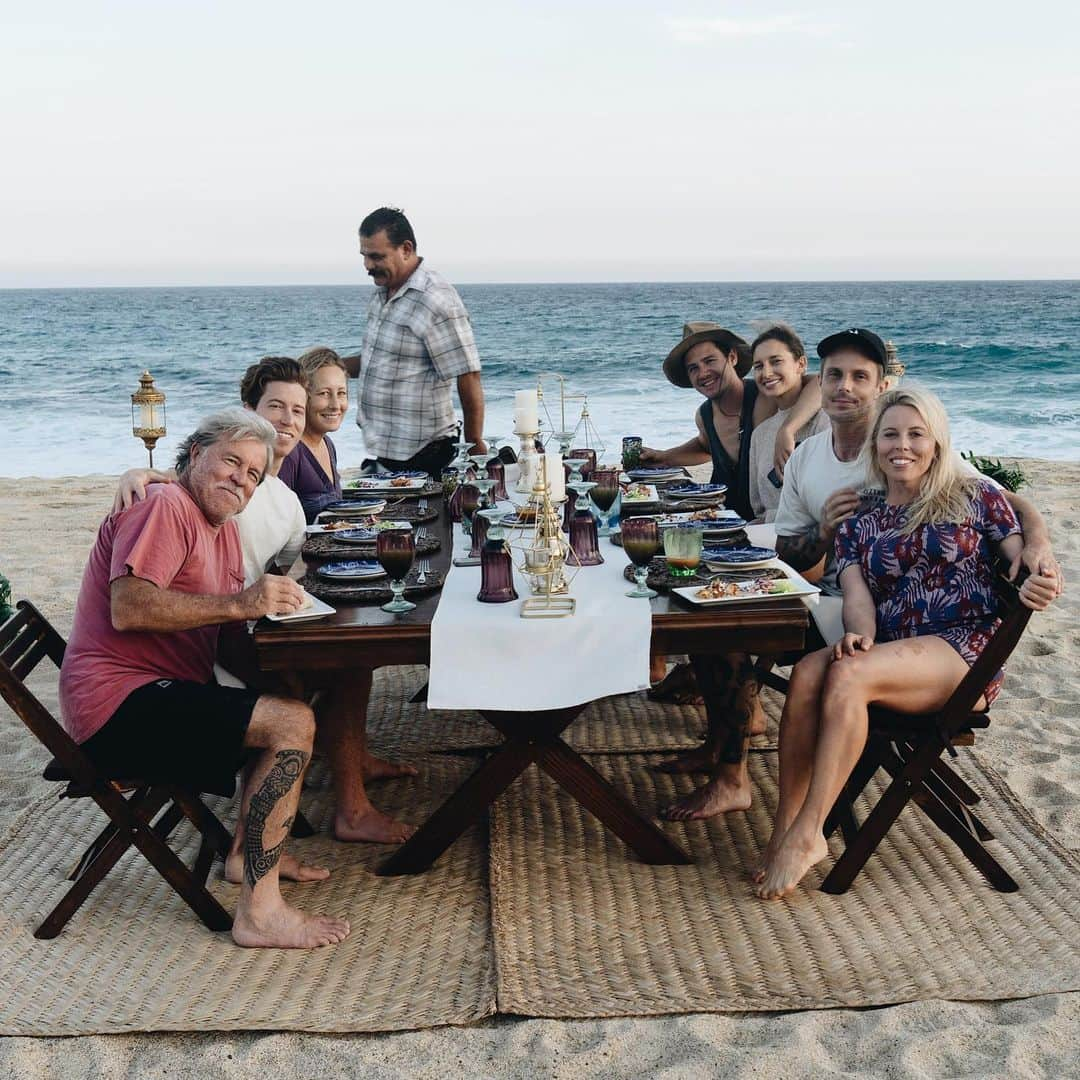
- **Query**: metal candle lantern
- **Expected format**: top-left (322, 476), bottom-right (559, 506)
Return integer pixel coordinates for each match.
top-left (131, 371), bottom-right (167, 467)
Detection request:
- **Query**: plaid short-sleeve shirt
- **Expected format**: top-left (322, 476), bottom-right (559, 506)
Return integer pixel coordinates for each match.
top-left (356, 262), bottom-right (482, 460)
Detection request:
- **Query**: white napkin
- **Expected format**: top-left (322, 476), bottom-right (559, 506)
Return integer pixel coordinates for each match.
top-left (428, 519), bottom-right (652, 710)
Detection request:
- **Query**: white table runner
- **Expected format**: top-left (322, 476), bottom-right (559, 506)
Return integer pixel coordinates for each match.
top-left (428, 518), bottom-right (652, 711)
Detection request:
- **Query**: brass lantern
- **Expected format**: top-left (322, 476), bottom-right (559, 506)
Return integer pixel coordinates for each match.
top-left (131, 371), bottom-right (167, 467)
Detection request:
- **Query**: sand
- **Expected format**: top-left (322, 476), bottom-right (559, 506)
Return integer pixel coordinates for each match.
top-left (0, 462), bottom-right (1077, 1078)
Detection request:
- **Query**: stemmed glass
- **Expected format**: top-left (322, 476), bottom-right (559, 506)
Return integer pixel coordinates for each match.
top-left (564, 458), bottom-right (589, 485)
top-left (459, 482), bottom-right (480, 535)
top-left (468, 475), bottom-right (497, 558)
top-left (483, 434), bottom-right (503, 463)
top-left (377, 526), bottom-right (416, 613)
top-left (590, 467), bottom-right (621, 537)
top-left (552, 431), bottom-right (576, 456)
top-left (622, 517), bottom-right (660, 598)
top-left (567, 480), bottom-right (603, 565)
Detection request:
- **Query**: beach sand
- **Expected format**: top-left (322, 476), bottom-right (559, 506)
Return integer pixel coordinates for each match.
top-left (0, 462), bottom-right (1077, 1078)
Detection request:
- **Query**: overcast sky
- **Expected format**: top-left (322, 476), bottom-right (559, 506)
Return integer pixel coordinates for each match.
top-left (3, 1), bottom-right (1078, 286)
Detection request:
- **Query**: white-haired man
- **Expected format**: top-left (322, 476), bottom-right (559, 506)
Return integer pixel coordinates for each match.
top-left (61, 408), bottom-right (350, 949)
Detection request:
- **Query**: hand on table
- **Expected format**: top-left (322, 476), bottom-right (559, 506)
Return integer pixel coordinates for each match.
top-left (239, 574), bottom-right (306, 619)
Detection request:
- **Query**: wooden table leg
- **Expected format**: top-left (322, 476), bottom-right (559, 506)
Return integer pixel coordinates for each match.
top-left (380, 704), bottom-right (692, 874)
top-left (377, 740), bottom-right (537, 875)
top-left (535, 739), bottom-right (693, 865)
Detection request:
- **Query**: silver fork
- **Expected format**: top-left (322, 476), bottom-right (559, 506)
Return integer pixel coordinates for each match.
top-left (417, 558), bottom-right (430, 584)
top-left (415, 526), bottom-right (428, 543)
top-left (418, 498), bottom-right (428, 511)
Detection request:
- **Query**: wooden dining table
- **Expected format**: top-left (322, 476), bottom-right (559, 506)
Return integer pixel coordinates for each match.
top-left (253, 503), bottom-right (809, 875)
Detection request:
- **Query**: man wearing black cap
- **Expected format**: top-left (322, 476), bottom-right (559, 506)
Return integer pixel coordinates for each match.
top-left (660, 326), bottom-right (1062, 823)
top-left (641, 322), bottom-right (821, 520)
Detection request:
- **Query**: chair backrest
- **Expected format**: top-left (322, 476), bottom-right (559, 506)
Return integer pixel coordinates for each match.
top-left (0, 600), bottom-right (99, 788)
top-left (939, 572), bottom-right (1034, 725)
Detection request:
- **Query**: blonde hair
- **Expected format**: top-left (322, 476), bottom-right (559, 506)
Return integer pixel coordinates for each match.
top-left (861, 385), bottom-right (978, 535)
top-left (297, 346), bottom-right (346, 380)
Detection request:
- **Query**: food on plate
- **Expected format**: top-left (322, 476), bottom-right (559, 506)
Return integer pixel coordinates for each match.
top-left (621, 482), bottom-right (655, 500)
top-left (389, 475), bottom-right (414, 487)
top-left (695, 577), bottom-right (797, 600)
top-left (322, 519), bottom-right (363, 532)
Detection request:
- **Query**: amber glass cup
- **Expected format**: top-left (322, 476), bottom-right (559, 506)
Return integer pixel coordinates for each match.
top-left (590, 466), bottom-right (620, 537)
top-left (376, 526), bottom-right (416, 613)
top-left (622, 516), bottom-right (659, 598)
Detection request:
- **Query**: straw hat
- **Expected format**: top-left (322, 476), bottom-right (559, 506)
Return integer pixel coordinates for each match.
top-left (662, 322), bottom-right (751, 388)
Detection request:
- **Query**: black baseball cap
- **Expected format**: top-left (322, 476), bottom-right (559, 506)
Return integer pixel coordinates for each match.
top-left (816, 328), bottom-right (888, 370)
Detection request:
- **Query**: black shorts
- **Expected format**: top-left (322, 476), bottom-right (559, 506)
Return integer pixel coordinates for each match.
top-left (80, 679), bottom-right (261, 796)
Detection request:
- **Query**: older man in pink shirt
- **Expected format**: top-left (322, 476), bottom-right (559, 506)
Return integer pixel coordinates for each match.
top-left (60, 408), bottom-right (349, 950)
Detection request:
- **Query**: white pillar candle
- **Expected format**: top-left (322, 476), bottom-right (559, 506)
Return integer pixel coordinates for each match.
top-left (513, 389), bottom-right (539, 433)
top-left (544, 452), bottom-right (565, 501)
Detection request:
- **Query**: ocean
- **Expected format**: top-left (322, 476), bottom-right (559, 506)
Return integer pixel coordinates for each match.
top-left (1, 280), bottom-right (1077, 477)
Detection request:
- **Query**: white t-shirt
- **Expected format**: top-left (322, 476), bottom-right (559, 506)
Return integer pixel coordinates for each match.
top-left (773, 429), bottom-right (987, 597)
top-left (215, 474), bottom-right (306, 689)
top-left (236, 474), bottom-right (307, 586)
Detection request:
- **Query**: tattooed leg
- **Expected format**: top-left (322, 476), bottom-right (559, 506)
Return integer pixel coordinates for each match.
top-left (244, 749), bottom-right (307, 887)
top-left (660, 655), bottom-right (757, 820)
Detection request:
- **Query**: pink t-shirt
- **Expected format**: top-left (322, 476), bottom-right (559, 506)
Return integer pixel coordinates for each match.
top-left (59, 483), bottom-right (245, 743)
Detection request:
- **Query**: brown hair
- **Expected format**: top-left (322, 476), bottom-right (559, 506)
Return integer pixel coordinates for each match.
top-left (750, 322), bottom-right (806, 361)
top-left (239, 356), bottom-right (307, 409)
top-left (297, 346), bottom-right (347, 381)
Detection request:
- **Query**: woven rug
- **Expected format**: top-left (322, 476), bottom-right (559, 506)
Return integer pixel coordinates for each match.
top-left (489, 751), bottom-right (1080, 1017)
top-left (0, 755), bottom-right (494, 1036)
top-left (362, 666), bottom-right (780, 757)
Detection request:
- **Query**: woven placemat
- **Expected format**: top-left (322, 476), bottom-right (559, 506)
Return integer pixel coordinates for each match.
top-left (361, 667), bottom-right (780, 757)
top-left (490, 751), bottom-right (1080, 1017)
top-left (0, 755), bottom-right (494, 1036)
top-left (302, 532), bottom-right (441, 561)
top-left (300, 567), bottom-right (445, 603)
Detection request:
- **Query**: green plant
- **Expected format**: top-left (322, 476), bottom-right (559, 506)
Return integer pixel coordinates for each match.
top-left (0, 571), bottom-right (11, 623)
top-left (961, 452), bottom-right (1027, 493)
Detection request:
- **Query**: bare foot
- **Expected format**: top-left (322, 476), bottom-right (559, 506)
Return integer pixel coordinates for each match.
top-left (751, 821), bottom-right (793, 883)
top-left (654, 746), bottom-right (718, 775)
top-left (334, 807), bottom-right (417, 844)
top-left (755, 829), bottom-right (829, 900)
top-left (362, 753), bottom-right (419, 782)
top-left (225, 850), bottom-right (330, 885)
top-left (661, 775), bottom-right (752, 820)
top-left (749, 701), bottom-right (767, 738)
top-left (232, 898), bottom-right (350, 949)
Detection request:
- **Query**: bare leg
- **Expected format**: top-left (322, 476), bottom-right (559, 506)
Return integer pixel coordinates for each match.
top-left (757, 637), bottom-right (975, 900)
top-left (752, 648), bottom-right (831, 881)
top-left (318, 672), bottom-right (417, 844)
top-left (661, 654), bottom-right (758, 818)
top-left (230, 695), bottom-right (350, 948)
top-left (227, 760), bottom-right (329, 884)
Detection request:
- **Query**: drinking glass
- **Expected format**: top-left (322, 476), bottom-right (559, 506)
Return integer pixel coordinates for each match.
top-left (377, 526), bottom-right (416, 613)
top-left (662, 524), bottom-right (703, 578)
top-left (459, 482), bottom-right (480, 535)
top-left (564, 458), bottom-right (589, 486)
top-left (483, 434), bottom-right (503, 463)
top-left (590, 467), bottom-right (620, 537)
top-left (568, 447), bottom-right (596, 479)
top-left (622, 435), bottom-right (643, 471)
top-left (622, 516), bottom-right (659, 598)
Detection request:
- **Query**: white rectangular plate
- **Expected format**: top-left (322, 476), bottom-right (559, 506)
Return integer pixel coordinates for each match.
top-left (671, 563), bottom-right (820, 605)
top-left (264, 593), bottom-right (336, 622)
top-left (621, 483), bottom-right (659, 503)
top-left (349, 477), bottom-right (427, 492)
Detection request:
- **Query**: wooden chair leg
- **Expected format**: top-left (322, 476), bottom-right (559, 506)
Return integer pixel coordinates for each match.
top-left (68, 819), bottom-right (124, 882)
top-left (820, 739), bottom-right (945, 894)
top-left (824, 752), bottom-right (880, 838)
top-left (170, 789), bottom-right (233, 858)
top-left (918, 769), bottom-right (994, 842)
top-left (36, 788), bottom-right (173, 939)
top-left (927, 755), bottom-right (981, 807)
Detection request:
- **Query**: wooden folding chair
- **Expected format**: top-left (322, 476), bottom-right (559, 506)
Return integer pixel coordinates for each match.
top-left (0, 600), bottom-right (234, 938)
top-left (820, 573), bottom-right (1034, 894)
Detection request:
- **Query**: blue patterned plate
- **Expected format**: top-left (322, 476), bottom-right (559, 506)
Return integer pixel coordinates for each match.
top-left (316, 560), bottom-right (387, 580)
top-left (333, 528), bottom-right (379, 544)
top-left (703, 546), bottom-right (777, 569)
top-left (665, 483), bottom-right (729, 499)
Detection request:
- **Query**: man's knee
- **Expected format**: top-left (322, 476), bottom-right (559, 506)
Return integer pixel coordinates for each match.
top-left (251, 695), bottom-right (316, 750)
top-left (821, 655), bottom-right (868, 703)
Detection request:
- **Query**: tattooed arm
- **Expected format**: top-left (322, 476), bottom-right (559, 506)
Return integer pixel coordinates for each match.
top-left (775, 487), bottom-right (861, 571)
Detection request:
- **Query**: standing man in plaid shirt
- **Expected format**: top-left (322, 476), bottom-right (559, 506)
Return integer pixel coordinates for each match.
top-left (344, 207), bottom-right (486, 475)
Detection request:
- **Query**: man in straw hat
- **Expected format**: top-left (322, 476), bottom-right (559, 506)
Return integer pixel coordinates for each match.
top-left (643, 322), bottom-right (822, 706)
top-left (641, 322), bottom-right (822, 520)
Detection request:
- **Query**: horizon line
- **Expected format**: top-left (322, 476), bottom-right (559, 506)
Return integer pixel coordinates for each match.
top-left (2, 276), bottom-right (1079, 293)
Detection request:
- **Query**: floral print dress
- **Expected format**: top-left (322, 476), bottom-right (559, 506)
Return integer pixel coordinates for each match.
top-left (834, 480), bottom-right (1021, 704)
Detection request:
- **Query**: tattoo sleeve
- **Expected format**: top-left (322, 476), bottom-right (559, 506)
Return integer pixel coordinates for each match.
top-left (244, 749), bottom-right (308, 887)
top-left (776, 524), bottom-right (831, 572)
